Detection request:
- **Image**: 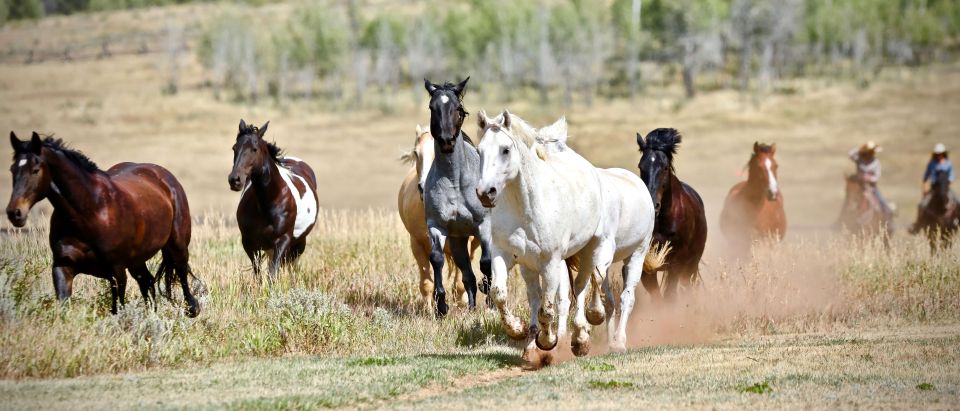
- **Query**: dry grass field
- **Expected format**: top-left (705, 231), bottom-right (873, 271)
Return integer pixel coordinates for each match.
top-left (1, 3), bottom-right (959, 409)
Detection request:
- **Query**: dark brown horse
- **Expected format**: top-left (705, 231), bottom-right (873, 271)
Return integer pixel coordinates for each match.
top-left (719, 142), bottom-right (786, 256)
top-left (228, 120), bottom-right (318, 279)
top-left (912, 169), bottom-right (958, 251)
top-left (836, 174), bottom-right (894, 238)
top-left (636, 128), bottom-right (707, 301)
top-left (6, 132), bottom-right (199, 316)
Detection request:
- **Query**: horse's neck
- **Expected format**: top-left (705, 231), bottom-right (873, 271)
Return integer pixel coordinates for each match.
top-left (251, 159), bottom-right (286, 211)
top-left (659, 174), bottom-right (682, 222)
top-left (500, 148), bottom-right (548, 223)
top-left (45, 150), bottom-right (107, 221)
top-left (744, 166), bottom-right (767, 202)
top-left (432, 133), bottom-right (473, 185)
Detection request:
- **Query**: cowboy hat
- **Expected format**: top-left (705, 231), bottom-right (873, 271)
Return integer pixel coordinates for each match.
top-left (933, 143), bottom-right (947, 154)
top-left (859, 141), bottom-right (882, 153)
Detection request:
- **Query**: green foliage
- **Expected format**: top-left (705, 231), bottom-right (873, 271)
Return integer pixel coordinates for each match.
top-left (349, 356), bottom-right (398, 366)
top-left (5, 0), bottom-right (43, 19)
top-left (589, 379), bottom-right (635, 389)
top-left (916, 382), bottom-right (935, 391)
top-left (582, 362), bottom-right (616, 372)
top-left (738, 381), bottom-right (773, 394)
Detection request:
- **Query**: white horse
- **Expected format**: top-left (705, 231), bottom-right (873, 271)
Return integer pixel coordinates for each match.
top-left (589, 167), bottom-right (664, 353)
top-left (475, 110), bottom-right (607, 360)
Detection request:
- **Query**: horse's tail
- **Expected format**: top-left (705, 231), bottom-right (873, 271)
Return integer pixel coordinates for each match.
top-left (643, 241), bottom-right (671, 273)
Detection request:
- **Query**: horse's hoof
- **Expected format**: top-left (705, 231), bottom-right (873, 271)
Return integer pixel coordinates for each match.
top-left (586, 309), bottom-right (605, 326)
top-left (479, 278), bottom-right (490, 295)
top-left (609, 339), bottom-right (626, 353)
top-left (434, 303), bottom-right (448, 319)
top-left (186, 304), bottom-right (201, 318)
top-left (536, 333), bottom-right (558, 351)
top-left (571, 339), bottom-right (591, 357)
top-left (504, 322), bottom-right (528, 340)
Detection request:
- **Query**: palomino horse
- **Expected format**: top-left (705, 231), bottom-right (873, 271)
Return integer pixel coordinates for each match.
top-left (421, 77), bottom-right (493, 318)
top-left (6, 132), bottom-right (200, 316)
top-left (720, 142), bottom-right (786, 255)
top-left (637, 128), bottom-right (707, 302)
top-left (398, 125), bottom-right (478, 308)
top-left (228, 120), bottom-right (318, 279)
top-left (912, 169), bottom-right (958, 251)
top-left (836, 174), bottom-right (894, 239)
top-left (476, 111), bottom-right (603, 360)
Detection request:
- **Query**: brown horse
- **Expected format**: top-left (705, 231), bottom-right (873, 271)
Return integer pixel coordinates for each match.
top-left (6, 132), bottom-right (199, 316)
top-left (720, 142), bottom-right (786, 255)
top-left (397, 125), bottom-right (477, 308)
top-left (636, 128), bottom-right (708, 301)
top-left (911, 169), bottom-right (958, 251)
top-left (228, 120), bottom-right (318, 279)
top-left (836, 174), bottom-right (894, 238)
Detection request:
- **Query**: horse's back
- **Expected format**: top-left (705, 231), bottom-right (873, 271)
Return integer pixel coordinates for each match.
top-left (598, 167), bottom-right (655, 259)
top-left (280, 157), bottom-right (318, 191)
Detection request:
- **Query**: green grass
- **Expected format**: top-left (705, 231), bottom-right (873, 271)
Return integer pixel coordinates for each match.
top-left (737, 381), bottom-right (772, 394)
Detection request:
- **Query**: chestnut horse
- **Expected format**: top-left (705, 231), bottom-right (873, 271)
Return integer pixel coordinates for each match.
top-left (398, 125), bottom-right (478, 308)
top-left (636, 128), bottom-right (708, 301)
top-left (228, 120), bottom-right (318, 279)
top-left (720, 142), bottom-right (786, 255)
top-left (6, 132), bottom-right (200, 316)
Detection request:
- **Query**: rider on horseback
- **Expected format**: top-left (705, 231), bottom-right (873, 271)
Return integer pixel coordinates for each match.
top-left (848, 141), bottom-right (892, 216)
top-left (909, 143), bottom-right (956, 234)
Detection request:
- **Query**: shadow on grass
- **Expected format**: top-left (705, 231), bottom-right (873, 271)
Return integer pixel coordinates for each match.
top-left (411, 351), bottom-right (522, 368)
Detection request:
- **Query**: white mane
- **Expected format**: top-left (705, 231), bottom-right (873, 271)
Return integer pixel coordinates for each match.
top-left (478, 110), bottom-right (568, 160)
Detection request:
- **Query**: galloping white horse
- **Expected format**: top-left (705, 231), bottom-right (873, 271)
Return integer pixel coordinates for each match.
top-left (475, 110), bottom-right (606, 360)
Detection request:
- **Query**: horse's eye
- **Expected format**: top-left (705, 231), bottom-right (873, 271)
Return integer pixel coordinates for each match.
top-left (502, 147), bottom-right (510, 155)
top-left (31, 167), bottom-right (40, 175)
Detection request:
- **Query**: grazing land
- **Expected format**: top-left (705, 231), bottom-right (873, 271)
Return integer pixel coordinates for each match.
top-left (0, 3), bottom-right (959, 409)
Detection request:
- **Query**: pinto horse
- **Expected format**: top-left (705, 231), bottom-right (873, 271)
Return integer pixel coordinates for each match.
top-left (836, 174), bottom-right (894, 239)
top-left (398, 125), bottom-right (478, 309)
top-left (228, 120), bottom-right (318, 279)
top-left (719, 142), bottom-right (786, 255)
top-left (636, 128), bottom-right (707, 301)
top-left (6, 132), bottom-right (200, 316)
top-left (912, 169), bottom-right (958, 251)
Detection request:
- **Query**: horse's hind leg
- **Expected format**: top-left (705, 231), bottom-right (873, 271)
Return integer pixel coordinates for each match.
top-left (107, 266), bottom-right (127, 314)
top-left (129, 262), bottom-right (156, 309)
top-left (241, 237), bottom-right (262, 278)
top-left (450, 236), bottom-right (478, 310)
top-left (640, 270), bottom-right (661, 304)
top-left (411, 236), bottom-right (434, 309)
top-left (162, 245), bottom-right (200, 318)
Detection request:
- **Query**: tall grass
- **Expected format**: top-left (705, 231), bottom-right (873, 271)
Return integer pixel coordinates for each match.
top-left (0, 209), bottom-right (957, 379)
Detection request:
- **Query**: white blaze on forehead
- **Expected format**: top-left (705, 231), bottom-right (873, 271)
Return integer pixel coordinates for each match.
top-left (765, 158), bottom-right (778, 194)
top-left (440, 95), bottom-right (450, 104)
top-left (17, 159), bottom-right (27, 167)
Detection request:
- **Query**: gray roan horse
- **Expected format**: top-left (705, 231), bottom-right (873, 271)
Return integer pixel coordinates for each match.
top-left (422, 77), bottom-right (493, 318)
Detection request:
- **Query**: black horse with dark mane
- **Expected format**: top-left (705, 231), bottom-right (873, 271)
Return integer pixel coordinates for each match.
top-left (912, 169), bottom-right (958, 251)
top-left (636, 128), bottom-right (707, 301)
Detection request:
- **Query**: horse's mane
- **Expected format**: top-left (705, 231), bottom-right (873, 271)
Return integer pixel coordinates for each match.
top-left (240, 123), bottom-right (284, 163)
top-left (40, 136), bottom-right (100, 172)
top-left (645, 128), bottom-right (681, 171)
top-left (534, 116), bottom-right (569, 159)
top-left (433, 82), bottom-right (470, 119)
top-left (754, 143), bottom-right (775, 154)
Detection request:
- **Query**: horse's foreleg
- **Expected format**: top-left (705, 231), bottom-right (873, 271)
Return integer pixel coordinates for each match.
top-left (570, 253), bottom-right (594, 357)
top-left (536, 258), bottom-right (566, 351)
top-left (491, 252), bottom-right (525, 339)
top-left (450, 237), bottom-right (478, 310)
top-left (427, 226), bottom-right (449, 318)
top-left (477, 220), bottom-right (493, 297)
top-left (410, 236), bottom-right (434, 309)
top-left (129, 263), bottom-right (156, 309)
top-left (268, 235), bottom-right (292, 282)
top-left (613, 253), bottom-right (645, 352)
top-left (107, 266), bottom-right (127, 315)
top-left (51, 265), bottom-right (76, 302)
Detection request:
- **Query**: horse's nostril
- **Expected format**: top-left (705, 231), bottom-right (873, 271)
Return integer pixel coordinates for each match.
top-left (488, 187), bottom-right (497, 196)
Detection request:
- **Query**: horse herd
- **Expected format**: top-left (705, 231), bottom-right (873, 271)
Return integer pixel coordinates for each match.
top-left (4, 76), bottom-right (955, 365)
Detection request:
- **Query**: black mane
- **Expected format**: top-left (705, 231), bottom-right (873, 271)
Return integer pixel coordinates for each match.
top-left (42, 136), bottom-right (100, 172)
top-left (645, 128), bottom-right (682, 168)
top-left (240, 124), bottom-right (284, 163)
top-left (433, 82), bottom-right (470, 118)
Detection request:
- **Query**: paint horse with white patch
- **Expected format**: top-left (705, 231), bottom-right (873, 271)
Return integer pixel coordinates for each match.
top-left (228, 120), bottom-right (318, 280)
top-left (719, 142), bottom-right (786, 256)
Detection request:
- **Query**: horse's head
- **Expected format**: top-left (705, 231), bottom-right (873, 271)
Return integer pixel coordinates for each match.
top-left (6, 132), bottom-right (50, 227)
top-left (424, 77), bottom-right (469, 154)
top-left (637, 128), bottom-right (680, 214)
top-left (750, 142), bottom-right (779, 201)
top-left (407, 124), bottom-right (435, 197)
top-left (229, 119), bottom-right (271, 192)
top-left (476, 109), bottom-right (520, 208)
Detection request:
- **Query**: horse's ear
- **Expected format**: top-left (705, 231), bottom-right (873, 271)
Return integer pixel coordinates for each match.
top-left (239, 119), bottom-right (248, 133)
top-left (9, 131), bottom-right (20, 150)
top-left (501, 109), bottom-right (511, 129)
top-left (477, 109), bottom-right (487, 130)
top-left (424, 78), bottom-right (437, 94)
top-left (636, 132), bottom-right (645, 150)
top-left (29, 132), bottom-right (42, 154)
top-left (415, 124), bottom-right (423, 136)
top-left (753, 141), bottom-right (760, 153)
top-left (258, 121), bottom-right (269, 138)
top-left (770, 143), bottom-right (777, 155)
top-left (455, 76), bottom-right (470, 98)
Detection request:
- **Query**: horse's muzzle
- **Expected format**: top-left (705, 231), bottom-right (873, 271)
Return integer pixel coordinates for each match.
top-left (477, 187), bottom-right (497, 208)
top-left (228, 175), bottom-right (245, 192)
top-left (6, 207), bottom-right (27, 228)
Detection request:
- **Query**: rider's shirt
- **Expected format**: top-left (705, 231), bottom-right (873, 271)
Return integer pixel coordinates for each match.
top-left (923, 158), bottom-right (955, 183)
top-left (849, 148), bottom-right (881, 184)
